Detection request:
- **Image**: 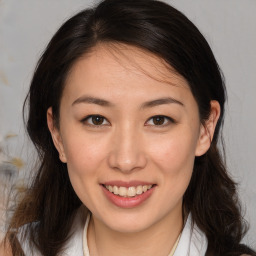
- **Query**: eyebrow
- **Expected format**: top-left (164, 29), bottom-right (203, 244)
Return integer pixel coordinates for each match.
top-left (72, 96), bottom-right (114, 107)
top-left (140, 97), bottom-right (183, 109)
top-left (72, 95), bottom-right (183, 108)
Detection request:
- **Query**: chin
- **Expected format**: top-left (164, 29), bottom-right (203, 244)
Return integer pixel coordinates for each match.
top-left (107, 219), bottom-right (152, 233)
top-left (97, 210), bottom-right (160, 234)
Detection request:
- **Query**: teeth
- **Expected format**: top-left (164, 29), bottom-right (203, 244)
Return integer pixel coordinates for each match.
top-left (142, 185), bottom-right (148, 192)
top-left (127, 187), bottom-right (136, 197)
top-left (113, 186), bottom-right (119, 195)
top-left (105, 184), bottom-right (154, 197)
top-left (119, 187), bottom-right (127, 197)
top-left (136, 185), bottom-right (143, 195)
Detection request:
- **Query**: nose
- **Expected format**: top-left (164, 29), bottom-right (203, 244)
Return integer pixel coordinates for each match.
top-left (107, 125), bottom-right (147, 173)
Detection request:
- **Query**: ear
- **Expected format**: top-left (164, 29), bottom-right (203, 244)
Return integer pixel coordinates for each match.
top-left (47, 107), bottom-right (67, 163)
top-left (195, 100), bottom-right (221, 156)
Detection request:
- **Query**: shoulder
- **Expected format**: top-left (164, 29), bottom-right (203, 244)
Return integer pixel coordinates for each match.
top-left (62, 207), bottom-right (87, 256)
top-left (0, 239), bottom-right (13, 256)
top-left (16, 207), bottom-right (87, 256)
top-left (16, 222), bottom-right (39, 255)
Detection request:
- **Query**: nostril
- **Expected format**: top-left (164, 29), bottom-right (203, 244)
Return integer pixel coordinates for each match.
top-left (107, 151), bottom-right (147, 174)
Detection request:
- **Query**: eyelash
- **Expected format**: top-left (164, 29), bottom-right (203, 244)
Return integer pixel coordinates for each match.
top-left (145, 115), bottom-right (175, 127)
top-left (81, 115), bottom-right (109, 128)
top-left (81, 115), bottom-right (176, 128)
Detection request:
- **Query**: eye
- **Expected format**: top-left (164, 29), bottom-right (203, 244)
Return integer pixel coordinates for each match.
top-left (81, 115), bottom-right (110, 126)
top-left (145, 115), bottom-right (175, 126)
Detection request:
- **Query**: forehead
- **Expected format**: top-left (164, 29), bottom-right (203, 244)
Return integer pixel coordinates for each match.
top-left (63, 43), bottom-right (192, 104)
top-left (68, 43), bottom-right (189, 85)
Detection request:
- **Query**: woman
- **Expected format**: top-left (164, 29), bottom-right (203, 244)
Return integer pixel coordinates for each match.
top-left (1, 0), bottom-right (255, 255)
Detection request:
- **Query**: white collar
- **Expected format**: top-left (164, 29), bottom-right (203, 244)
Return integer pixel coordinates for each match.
top-left (174, 214), bottom-right (208, 256)
top-left (19, 211), bottom-right (207, 256)
top-left (82, 213), bottom-right (207, 256)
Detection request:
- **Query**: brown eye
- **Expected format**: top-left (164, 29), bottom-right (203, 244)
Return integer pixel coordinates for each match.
top-left (91, 116), bottom-right (104, 125)
top-left (82, 115), bottom-right (109, 126)
top-left (146, 115), bottom-right (175, 127)
top-left (152, 116), bottom-right (165, 125)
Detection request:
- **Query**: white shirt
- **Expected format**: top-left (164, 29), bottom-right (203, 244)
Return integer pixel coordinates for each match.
top-left (19, 211), bottom-right (208, 256)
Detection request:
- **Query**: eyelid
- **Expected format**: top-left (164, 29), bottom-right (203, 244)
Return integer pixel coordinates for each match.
top-left (145, 115), bottom-right (176, 127)
top-left (80, 114), bottom-right (176, 128)
top-left (81, 115), bottom-right (110, 127)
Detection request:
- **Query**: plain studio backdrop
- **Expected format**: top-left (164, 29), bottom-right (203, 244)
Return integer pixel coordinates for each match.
top-left (0, 0), bottom-right (255, 248)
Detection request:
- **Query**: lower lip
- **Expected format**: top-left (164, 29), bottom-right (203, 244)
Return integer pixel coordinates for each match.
top-left (102, 185), bottom-right (156, 208)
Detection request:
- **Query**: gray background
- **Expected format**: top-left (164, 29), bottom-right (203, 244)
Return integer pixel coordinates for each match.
top-left (0, 0), bottom-right (255, 247)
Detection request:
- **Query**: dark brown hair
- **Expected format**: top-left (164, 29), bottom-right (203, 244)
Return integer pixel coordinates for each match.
top-left (5, 0), bottom-right (255, 255)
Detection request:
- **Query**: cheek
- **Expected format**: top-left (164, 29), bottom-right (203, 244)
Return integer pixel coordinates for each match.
top-left (62, 132), bottom-right (108, 177)
top-left (147, 130), bottom-right (198, 175)
top-left (61, 133), bottom-right (110, 206)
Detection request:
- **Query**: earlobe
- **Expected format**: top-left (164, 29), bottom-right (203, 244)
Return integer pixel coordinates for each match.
top-left (195, 100), bottom-right (221, 156)
top-left (47, 107), bottom-right (67, 163)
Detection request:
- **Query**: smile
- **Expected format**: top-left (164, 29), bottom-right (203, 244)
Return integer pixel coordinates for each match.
top-left (104, 184), bottom-right (153, 198)
top-left (101, 182), bottom-right (156, 208)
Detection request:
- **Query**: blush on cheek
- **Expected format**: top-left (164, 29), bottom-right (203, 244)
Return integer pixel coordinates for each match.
top-left (151, 140), bottom-right (181, 162)
top-left (64, 136), bottom-right (102, 162)
top-left (151, 139), bottom-right (195, 177)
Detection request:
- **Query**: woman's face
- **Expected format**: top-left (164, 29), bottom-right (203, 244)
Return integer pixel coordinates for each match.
top-left (48, 44), bottom-right (215, 233)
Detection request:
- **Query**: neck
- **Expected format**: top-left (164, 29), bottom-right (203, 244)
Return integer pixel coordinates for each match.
top-left (87, 208), bottom-right (183, 256)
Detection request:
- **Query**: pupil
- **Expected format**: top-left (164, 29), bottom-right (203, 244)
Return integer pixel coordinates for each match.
top-left (92, 116), bottom-right (104, 125)
top-left (153, 116), bottom-right (164, 125)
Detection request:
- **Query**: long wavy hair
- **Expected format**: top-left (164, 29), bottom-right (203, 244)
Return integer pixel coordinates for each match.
top-left (4, 0), bottom-right (255, 255)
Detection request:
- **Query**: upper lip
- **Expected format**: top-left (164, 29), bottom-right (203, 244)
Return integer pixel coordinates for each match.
top-left (102, 180), bottom-right (155, 188)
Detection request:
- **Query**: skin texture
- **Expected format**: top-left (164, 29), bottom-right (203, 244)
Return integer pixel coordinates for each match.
top-left (47, 43), bottom-right (220, 256)
top-left (0, 240), bottom-right (12, 256)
